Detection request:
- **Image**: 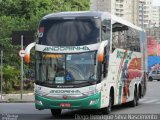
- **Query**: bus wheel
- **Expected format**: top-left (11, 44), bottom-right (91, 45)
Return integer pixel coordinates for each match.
top-left (149, 77), bottom-right (153, 81)
top-left (129, 89), bottom-right (139, 107)
top-left (51, 109), bottom-right (61, 116)
top-left (102, 95), bottom-right (112, 114)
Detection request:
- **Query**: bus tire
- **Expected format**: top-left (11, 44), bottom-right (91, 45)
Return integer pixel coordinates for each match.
top-left (149, 77), bottom-right (153, 81)
top-left (129, 88), bottom-right (139, 107)
top-left (51, 109), bottom-right (61, 116)
top-left (102, 93), bottom-right (113, 114)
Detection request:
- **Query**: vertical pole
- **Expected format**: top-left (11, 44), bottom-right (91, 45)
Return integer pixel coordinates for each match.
top-left (110, 0), bottom-right (112, 54)
top-left (149, 20), bottom-right (151, 36)
top-left (140, 1), bottom-right (146, 96)
top-left (21, 35), bottom-right (24, 100)
top-left (0, 50), bottom-right (3, 100)
top-left (154, 25), bottom-right (158, 56)
top-left (141, 2), bottom-right (144, 29)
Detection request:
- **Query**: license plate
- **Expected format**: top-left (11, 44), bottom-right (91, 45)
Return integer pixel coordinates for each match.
top-left (60, 103), bottom-right (71, 107)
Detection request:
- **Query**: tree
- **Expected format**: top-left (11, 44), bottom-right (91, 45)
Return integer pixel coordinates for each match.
top-left (0, 0), bottom-right (90, 19)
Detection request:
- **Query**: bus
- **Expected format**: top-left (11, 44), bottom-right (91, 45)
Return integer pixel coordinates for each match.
top-left (24, 11), bottom-right (147, 115)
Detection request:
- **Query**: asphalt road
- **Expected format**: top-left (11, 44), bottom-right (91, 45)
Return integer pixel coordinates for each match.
top-left (0, 81), bottom-right (160, 120)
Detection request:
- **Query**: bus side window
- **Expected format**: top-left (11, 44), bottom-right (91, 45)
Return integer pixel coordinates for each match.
top-left (101, 19), bottom-right (111, 41)
top-left (112, 41), bottom-right (116, 52)
top-left (112, 22), bottom-right (129, 51)
top-left (127, 28), bottom-right (141, 52)
top-left (112, 31), bottom-right (118, 52)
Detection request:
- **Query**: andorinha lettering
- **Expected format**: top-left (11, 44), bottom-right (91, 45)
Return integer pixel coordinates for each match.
top-left (43, 54), bottom-right (63, 58)
top-left (43, 46), bottom-right (90, 52)
top-left (50, 90), bottom-right (80, 94)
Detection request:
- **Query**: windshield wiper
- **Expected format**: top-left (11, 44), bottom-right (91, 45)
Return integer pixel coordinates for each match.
top-left (86, 80), bottom-right (97, 85)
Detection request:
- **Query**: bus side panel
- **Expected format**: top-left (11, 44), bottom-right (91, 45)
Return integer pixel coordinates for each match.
top-left (109, 49), bottom-right (142, 105)
top-left (100, 79), bottom-right (115, 108)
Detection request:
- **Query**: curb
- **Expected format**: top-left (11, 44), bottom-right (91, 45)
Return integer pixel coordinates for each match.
top-left (0, 93), bottom-right (34, 103)
top-left (0, 100), bottom-right (34, 103)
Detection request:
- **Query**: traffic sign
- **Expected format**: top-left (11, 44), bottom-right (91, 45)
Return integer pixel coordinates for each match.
top-left (19, 50), bottom-right (25, 57)
top-left (12, 31), bottom-right (34, 45)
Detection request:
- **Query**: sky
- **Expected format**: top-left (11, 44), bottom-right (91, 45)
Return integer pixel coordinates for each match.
top-left (152, 0), bottom-right (160, 6)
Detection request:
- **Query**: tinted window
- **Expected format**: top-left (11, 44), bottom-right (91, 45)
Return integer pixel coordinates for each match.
top-left (112, 22), bottom-right (141, 52)
top-left (101, 19), bottom-right (111, 41)
top-left (38, 18), bottom-right (100, 46)
top-left (152, 71), bottom-right (156, 74)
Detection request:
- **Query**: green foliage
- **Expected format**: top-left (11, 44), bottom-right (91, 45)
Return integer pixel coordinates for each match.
top-left (0, 16), bottom-right (28, 38)
top-left (50, 0), bottom-right (90, 12)
top-left (0, 0), bottom-right (90, 19)
top-left (0, 0), bottom-right (50, 19)
top-left (0, 38), bottom-right (20, 67)
top-left (2, 65), bottom-right (20, 93)
top-left (3, 65), bottom-right (19, 81)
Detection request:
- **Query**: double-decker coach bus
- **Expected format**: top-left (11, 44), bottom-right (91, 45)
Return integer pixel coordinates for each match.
top-left (24, 11), bottom-right (147, 115)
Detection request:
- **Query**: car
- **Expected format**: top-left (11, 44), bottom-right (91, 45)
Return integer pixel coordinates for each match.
top-left (148, 70), bottom-right (160, 81)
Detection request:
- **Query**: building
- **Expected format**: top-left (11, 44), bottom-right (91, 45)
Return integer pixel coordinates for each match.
top-left (138, 0), bottom-right (151, 28)
top-left (137, 0), bottom-right (160, 42)
top-left (90, 0), bottom-right (133, 23)
top-left (113, 0), bottom-right (132, 22)
top-left (90, 0), bottom-right (160, 28)
top-left (131, 0), bottom-right (139, 25)
top-left (90, 0), bottom-right (111, 12)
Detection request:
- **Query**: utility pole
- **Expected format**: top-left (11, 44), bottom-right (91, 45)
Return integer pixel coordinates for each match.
top-left (1, 50), bottom-right (3, 100)
top-left (141, 1), bottom-right (144, 29)
top-left (21, 35), bottom-right (24, 100)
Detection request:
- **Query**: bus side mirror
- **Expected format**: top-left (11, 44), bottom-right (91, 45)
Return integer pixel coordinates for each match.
top-left (97, 41), bottom-right (108, 62)
top-left (24, 42), bottom-right (36, 64)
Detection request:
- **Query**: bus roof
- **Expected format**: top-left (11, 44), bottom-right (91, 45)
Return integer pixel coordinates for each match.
top-left (42, 11), bottom-right (143, 31)
top-left (111, 15), bottom-right (143, 31)
top-left (43, 11), bottom-right (110, 19)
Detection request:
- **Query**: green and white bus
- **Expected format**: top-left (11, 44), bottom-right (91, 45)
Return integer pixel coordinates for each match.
top-left (24, 11), bottom-right (147, 115)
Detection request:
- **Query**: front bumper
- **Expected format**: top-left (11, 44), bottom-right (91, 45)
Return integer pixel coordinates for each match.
top-left (35, 93), bottom-right (101, 109)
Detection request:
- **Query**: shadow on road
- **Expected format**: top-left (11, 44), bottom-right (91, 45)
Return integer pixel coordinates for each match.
top-left (37, 104), bottom-right (138, 120)
top-left (1, 102), bottom-right (145, 120)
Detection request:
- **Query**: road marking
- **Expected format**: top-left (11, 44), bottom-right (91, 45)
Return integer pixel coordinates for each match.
top-left (142, 99), bottom-right (159, 104)
top-left (155, 101), bottom-right (160, 104)
top-left (139, 99), bottom-right (147, 102)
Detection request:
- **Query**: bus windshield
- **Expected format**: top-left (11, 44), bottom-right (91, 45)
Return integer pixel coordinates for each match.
top-left (36, 51), bottom-right (98, 85)
top-left (38, 18), bottom-right (100, 46)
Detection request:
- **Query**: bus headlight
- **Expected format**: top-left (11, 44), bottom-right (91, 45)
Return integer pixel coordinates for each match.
top-left (35, 100), bottom-right (43, 106)
top-left (83, 89), bottom-right (100, 96)
top-left (90, 99), bottom-right (99, 105)
top-left (35, 90), bottom-right (47, 96)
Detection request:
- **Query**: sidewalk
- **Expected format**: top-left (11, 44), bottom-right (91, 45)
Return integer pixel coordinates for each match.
top-left (0, 93), bottom-right (34, 103)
